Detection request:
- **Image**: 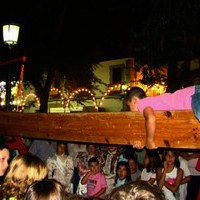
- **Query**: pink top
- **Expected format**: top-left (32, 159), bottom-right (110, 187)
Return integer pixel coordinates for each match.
top-left (87, 172), bottom-right (107, 197)
top-left (138, 86), bottom-right (195, 112)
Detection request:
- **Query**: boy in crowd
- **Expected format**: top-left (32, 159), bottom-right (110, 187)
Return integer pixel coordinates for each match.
top-left (81, 157), bottom-right (107, 198)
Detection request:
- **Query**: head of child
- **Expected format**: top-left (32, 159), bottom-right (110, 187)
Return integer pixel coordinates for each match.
top-left (24, 179), bottom-right (65, 200)
top-left (86, 144), bottom-right (96, 156)
top-left (88, 157), bottom-right (100, 174)
top-left (110, 180), bottom-right (165, 200)
top-left (143, 150), bottom-right (161, 173)
top-left (56, 141), bottom-right (68, 156)
top-left (0, 143), bottom-right (10, 177)
top-left (108, 145), bottom-right (118, 153)
top-left (126, 87), bottom-right (146, 111)
top-left (115, 161), bottom-right (131, 183)
top-left (128, 157), bottom-right (138, 174)
top-left (1, 154), bottom-right (47, 199)
top-left (162, 150), bottom-right (180, 168)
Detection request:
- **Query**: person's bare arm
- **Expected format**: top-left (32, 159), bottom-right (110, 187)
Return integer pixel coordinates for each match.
top-left (164, 168), bottom-right (183, 193)
top-left (148, 177), bottom-right (156, 185)
top-left (81, 171), bottom-right (93, 185)
top-left (156, 165), bottom-right (167, 189)
top-left (181, 175), bottom-right (191, 185)
top-left (143, 106), bottom-right (156, 149)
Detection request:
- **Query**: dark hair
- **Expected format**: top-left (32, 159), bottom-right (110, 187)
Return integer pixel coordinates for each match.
top-left (0, 143), bottom-right (9, 151)
top-left (88, 157), bottom-right (99, 165)
top-left (146, 150), bottom-right (162, 173)
top-left (128, 156), bottom-right (138, 164)
top-left (56, 141), bottom-right (68, 155)
top-left (162, 150), bottom-right (180, 168)
top-left (126, 87), bottom-right (146, 101)
top-left (115, 161), bottom-right (131, 185)
top-left (110, 180), bottom-right (165, 200)
top-left (24, 179), bottom-right (65, 200)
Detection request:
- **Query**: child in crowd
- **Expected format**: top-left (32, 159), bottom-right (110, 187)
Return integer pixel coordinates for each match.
top-left (178, 152), bottom-right (191, 200)
top-left (81, 157), bottom-right (107, 198)
top-left (157, 150), bottom-right (183, 200)
top-left (126, 86), bottom-right (200, 149)
top-left (128, 156), bottom-right (141, 181)
top-left (110, 180), bottom-right (165, 200)
top-left (77, 144), bottom-right (98, 176)
top-left (47, 141), bottom-right (73, 193)
top-left (101, 145), bottom-right (121, 194)
top-left (114, 161), bottom-right (131, 188)
top-left (24, 179), bottom-right (66, 200)
top-left (76, 144), bottom-right (99, 197)
top-left (140, 150), bottom-right (161, 185)
top-left (0, 154), bottom-right (47, 199)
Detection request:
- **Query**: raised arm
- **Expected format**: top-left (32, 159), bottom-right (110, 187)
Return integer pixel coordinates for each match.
top-left (156, 164), bottom-right (167, 189)
top-left (143, 106), bottom-right (156, 149)
top-left (81, 171), bottom-right (93, 185)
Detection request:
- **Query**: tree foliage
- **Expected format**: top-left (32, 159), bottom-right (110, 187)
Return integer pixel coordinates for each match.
top-left (1, 1), bottom-right (200, 111)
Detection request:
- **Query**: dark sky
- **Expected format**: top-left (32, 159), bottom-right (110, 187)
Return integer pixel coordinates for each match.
top-left (0, 1), bottom-right (153, 62)
top-left (1, 1), bottom-right (200, 65)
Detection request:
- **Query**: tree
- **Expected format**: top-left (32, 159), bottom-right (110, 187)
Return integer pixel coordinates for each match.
top-left (0, 0), bottom-right (102, 112)
top-left (1, 0), bottom-right (200, 112)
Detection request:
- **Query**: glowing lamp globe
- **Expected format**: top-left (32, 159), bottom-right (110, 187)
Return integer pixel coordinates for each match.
top-left (3, 24), bottom-right (20, 46)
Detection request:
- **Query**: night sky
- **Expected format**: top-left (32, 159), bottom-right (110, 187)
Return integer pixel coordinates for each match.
top-left (1, 1), bottom-right (200, 65)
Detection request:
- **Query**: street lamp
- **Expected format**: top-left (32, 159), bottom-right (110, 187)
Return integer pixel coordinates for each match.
top-left (3, 24), bottom-right (20, 47)
top-left (2, 24), bottom-right (20, 111)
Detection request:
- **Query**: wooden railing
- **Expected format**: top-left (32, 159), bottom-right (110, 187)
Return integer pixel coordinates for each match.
top-left (0, 110), bottom-right (199, 149)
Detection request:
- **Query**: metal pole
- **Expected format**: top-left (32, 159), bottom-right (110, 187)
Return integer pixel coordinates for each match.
top-left (5, 64), bottom-right (11, 111)
top-left (5, 47), bottom-right (12, 111)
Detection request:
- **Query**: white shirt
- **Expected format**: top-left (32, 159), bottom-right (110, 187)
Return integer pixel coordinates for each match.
top-left (179, 156), bottom-right (191, 200)
top-left (187, 157), bottom-right (200, 176)
top-left (163, 167), bottom-right (178, 200)
top-left (141, 168), bottom-right (156, 181)
top-left (68, 143), bottom-right (86, 167)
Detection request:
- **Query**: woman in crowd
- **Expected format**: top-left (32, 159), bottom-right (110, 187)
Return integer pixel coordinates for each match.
top-left (0, 143), bottom-right (10, 183)
top-left (47, 141), bottom-right (73, 193)
top-left (0, 154), bottom-right (47, 199)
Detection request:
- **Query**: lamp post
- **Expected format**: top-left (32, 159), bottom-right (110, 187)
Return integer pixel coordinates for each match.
top-left (2, 24), bottom-right (20, 111)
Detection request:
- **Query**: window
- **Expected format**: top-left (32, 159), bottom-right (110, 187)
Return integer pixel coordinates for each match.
top-left (110, 64), bottom-right (125, 84)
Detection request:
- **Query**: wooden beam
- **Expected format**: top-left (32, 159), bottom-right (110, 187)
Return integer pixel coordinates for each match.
top-left (0, 111), bottom-right (199, 149)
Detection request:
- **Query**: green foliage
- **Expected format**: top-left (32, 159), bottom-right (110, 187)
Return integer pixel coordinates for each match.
top-left (140, 65), bottom-right (167, 87)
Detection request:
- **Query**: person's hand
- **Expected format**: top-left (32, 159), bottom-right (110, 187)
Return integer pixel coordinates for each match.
top-left (146, 140), bottom-right (157, 149)
top-left (163, 161), bottom-right (168, 171)
top-left (76, 152), bottom-right (83, 158)
top-left (85, 170), bottom-right (93, 176)
top-left (132, 140), bottom-right (144, 149)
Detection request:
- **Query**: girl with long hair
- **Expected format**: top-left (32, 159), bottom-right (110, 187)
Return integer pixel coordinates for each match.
top-left (0, 154), bottom-right (47, 199)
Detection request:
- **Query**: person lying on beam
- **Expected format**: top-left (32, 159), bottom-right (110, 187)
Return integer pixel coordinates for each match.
top-left (126, 85), bottom-right (200, 149)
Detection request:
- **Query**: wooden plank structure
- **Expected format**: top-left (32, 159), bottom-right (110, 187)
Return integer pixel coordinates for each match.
top-left (0, 110), bottom-right (199, 149)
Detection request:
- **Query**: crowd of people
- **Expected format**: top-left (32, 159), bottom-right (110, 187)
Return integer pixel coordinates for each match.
top-left (0, 138), bottom-right (199, 200)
